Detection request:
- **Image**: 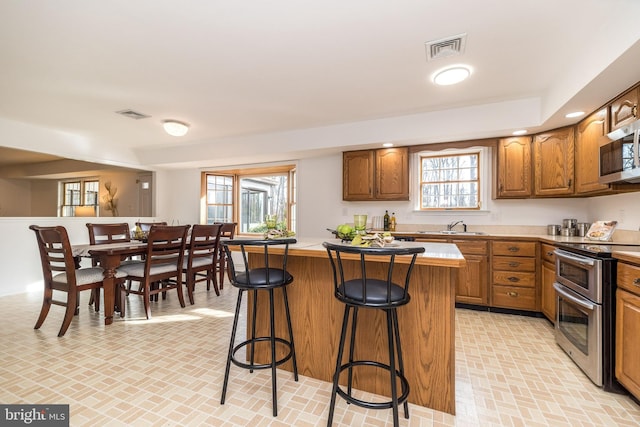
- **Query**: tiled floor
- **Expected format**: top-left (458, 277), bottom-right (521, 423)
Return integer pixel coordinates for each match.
top-left (1, 284), bottom-right (638, 426)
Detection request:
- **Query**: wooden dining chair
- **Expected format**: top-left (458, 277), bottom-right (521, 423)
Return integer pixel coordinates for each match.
top-left (117, 225), bottom-right (190, 319)
top-left (135, 221), bottom-right (168, 233)
top-left (29, 225), bottom-right (127, 336)
top-left (215, 222), bottom-right (237, 290)
top-left (86, 222), bottom-right (141, 308)
top-left (183, 224), bottom-right (223, 304)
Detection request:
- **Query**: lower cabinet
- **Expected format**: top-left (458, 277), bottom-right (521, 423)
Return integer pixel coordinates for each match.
top-left (491, 240), bottom-right (538, 311)
top-left (540, 243), bottom-right (557, 322)
top-left (616, 261), bottom-right (640, 400)
top-left (453, 240), bottom-right (489, 306)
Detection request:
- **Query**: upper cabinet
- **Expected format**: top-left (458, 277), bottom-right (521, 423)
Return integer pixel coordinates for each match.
top-left (495, 136), bottom-right (532, 198)
top-left (533, 126), bottom-right (575, 197)
top-left (343, 147), bottom-right (409, 201)
top-left (575, 108), bottom-right (610, 195)
top-left (609, 86), bottom-right (639, 131)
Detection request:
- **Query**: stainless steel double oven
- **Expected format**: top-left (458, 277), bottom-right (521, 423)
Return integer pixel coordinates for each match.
top-left (553, 243), bottom-right (633, 393)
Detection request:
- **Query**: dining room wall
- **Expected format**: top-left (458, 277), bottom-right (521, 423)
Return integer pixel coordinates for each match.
top-left (0, 216), bottom-right (161, 297)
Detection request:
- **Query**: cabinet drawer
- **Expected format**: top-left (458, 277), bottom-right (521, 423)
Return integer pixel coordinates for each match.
top-left (453, 240), bottom-right (488, 255)
top-left (492, 241), bottom-right (537, 257)
top-left (492, 256), bottom-right (536, 272)
top-left (618, 262), bottom-right (640, 296)
top-left (492, 285), bottom-right (537, 310)
top-left (492, 271), bottom-right (536, 287)
top-left (541, 243), bottom-right (556, 264)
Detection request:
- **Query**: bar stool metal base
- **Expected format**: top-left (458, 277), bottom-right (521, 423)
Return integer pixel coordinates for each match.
top-left (221, 287), bottom-right (298, 417)
top-left (328, 305), bottom-right (409, 427)
top-left (335, 360), bottom-right (410, 410)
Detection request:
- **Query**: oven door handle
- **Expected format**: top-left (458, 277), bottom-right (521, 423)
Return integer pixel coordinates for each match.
top-left (553, 282), bottom-right (596, 311)
top-left (554, 249), bottom-right (598, 267)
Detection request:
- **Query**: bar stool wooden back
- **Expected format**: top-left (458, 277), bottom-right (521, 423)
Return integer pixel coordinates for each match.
top-left (220, 238), bottom-right (298, 417)
top-left (322, 242), bottom-right (425, 427)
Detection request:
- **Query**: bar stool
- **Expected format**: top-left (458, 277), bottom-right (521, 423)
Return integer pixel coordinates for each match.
top-left (220, 238), bottom-right (298, 417)
top-left (323, 242), bottom-right (425, 427)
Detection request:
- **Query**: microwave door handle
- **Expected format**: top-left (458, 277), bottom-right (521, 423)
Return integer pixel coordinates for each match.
top-left (553, 283), bottom-right (596, 311)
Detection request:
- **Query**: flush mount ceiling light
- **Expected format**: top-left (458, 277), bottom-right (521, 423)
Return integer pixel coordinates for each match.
top-left (382, 142), bottom-right (394, 147)
top-left (565, 111), bottom-right (585, 118)
top-left (162, 120), bottom-right (190, 137)
top-left (432, 65), bottom-right (472, 86)
top-left (512, 129), bottom-right (528, 136)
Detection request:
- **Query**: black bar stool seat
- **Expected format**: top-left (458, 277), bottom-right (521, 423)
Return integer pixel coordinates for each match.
top-left (220, 238), bottom-right (298, 417)
top-left (323, 241), bottom-right (425, 427)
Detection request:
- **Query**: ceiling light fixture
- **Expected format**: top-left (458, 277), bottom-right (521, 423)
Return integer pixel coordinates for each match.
top-left (162, 120), bottom-right (190, 137)
top-left (383, 142), bottom-right (394, 147)
top-left (432, 65), bottom-right (472, 86)
top-left (565, 111), bottom-right (585, 118)
top-left (512, 130), bottom-right (528, 136)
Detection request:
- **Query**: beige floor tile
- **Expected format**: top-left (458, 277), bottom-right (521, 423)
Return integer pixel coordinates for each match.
top-left (0, 284), bottom-right (638, 426)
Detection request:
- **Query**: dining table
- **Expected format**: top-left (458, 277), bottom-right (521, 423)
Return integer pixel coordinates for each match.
top-left (72, 241), bottom-right (148, 325)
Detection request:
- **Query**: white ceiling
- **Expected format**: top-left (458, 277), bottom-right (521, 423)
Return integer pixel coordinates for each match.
top-left (2, 0), bottom-right (640, 169)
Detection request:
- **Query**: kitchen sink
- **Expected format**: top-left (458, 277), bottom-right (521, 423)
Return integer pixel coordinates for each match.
top-left (417, 230), bottom-right (486, 236)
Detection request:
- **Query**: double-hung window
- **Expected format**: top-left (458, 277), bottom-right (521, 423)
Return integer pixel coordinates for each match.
top-left (60, 179), bottom-right (99, 216)
top-left (419, 150), bottom-right (481, 210)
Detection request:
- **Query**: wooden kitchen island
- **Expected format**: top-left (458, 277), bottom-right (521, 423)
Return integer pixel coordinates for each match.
top-left (241, 239), bottom-right (465, 415)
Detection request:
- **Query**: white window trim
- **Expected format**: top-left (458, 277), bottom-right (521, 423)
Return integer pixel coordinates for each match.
top-left (412, 146), bottom-right (492, 214)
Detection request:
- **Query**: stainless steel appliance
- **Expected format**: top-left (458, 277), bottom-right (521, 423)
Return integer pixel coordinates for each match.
top-left (599, 118), bottom-right (640, 184)
top-left (553, 243), bottom-right (638, 393)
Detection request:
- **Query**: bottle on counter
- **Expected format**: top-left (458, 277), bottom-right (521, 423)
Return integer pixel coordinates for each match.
top-left (383, 210), bottom-right (390, 231)
top-left (390, 212), bottom-right (396, 232)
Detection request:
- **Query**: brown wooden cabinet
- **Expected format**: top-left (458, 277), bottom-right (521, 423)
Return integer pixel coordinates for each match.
top-left (343, 147), bottom-right (409, 201)
top-left (575, 108), bottom-right (610, 195)
top-left (533, 126), bottom-right (575, 197)
top-left (616, 260), bottom-right (640, 400)
top-left (491, 240), bottom-right (538, 311)
top-left (452, 239), bottom-right (489, 306)
top-left (540, 243), bottom-right (557, 322)
top-left (609, 86), bottom-right (639, 131)
top-left (495, 136), bottom-right (532, 198)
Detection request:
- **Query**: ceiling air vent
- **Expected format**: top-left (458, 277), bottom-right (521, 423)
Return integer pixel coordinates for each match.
top-left (115, 109), bottom-right (151, 120)
top-left (425, 33), bottom-right (467, 61)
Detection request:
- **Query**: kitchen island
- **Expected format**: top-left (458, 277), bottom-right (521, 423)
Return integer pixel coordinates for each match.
top-left (241, 239), bottom-right (465, 415)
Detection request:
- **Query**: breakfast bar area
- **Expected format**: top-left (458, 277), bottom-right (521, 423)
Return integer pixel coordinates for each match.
top-left (243, 239), bottom-right (466, 415)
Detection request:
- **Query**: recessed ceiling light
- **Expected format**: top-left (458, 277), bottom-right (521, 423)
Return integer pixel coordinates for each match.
top-left (512, 130), bottom-right (528, 136)
top-left (162, 120), bottom-right (190, 137)
top-left (383, 142), bottom-right (394, 147)
top-left (565, 111), bottom-right (585, 118)
top-left (432, 65), bottom-right (472, 86)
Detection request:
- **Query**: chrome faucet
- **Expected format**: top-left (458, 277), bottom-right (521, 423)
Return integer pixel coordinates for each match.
top-left (447, 220), bottom-right (467, 232)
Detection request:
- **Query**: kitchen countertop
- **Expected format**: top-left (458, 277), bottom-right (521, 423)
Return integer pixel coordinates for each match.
top-left (269, 238), bottom-right (466, 268)
top-left (382, 230), bottom-right (640, 246)
top-left (611, 250), bottom-right (640, 264)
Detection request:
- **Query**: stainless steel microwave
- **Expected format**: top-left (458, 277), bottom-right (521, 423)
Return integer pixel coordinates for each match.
top-left (599, 119), bottom-right (640, 184)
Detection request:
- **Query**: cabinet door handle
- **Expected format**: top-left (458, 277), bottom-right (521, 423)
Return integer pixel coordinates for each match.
top-left (508, 262), bottom-right (520, 267)
top-left (567, 178), bottom-right (572, 188)
top-left (633, 277), bottom-right (640, 287)
top-left (546, 251), bottom-right (554, 257)
top-left (507, 291), bottom-right (519, 297)
top-left (508, 247), bottom-right (520, 252)
top-left (633, 104), bottom-right (638, 118)
top-left (508, 276), bottom-right (520, 282)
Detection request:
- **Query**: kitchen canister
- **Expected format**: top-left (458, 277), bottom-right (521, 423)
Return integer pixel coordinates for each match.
top-left (576, 222), bottom-right (591, 237)
top-left (562, 218), bottom-right (577, 229)
top-left (547, 224), bottom-right (562, 235)
top-left (561, 227), bottom-right (576, 236)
